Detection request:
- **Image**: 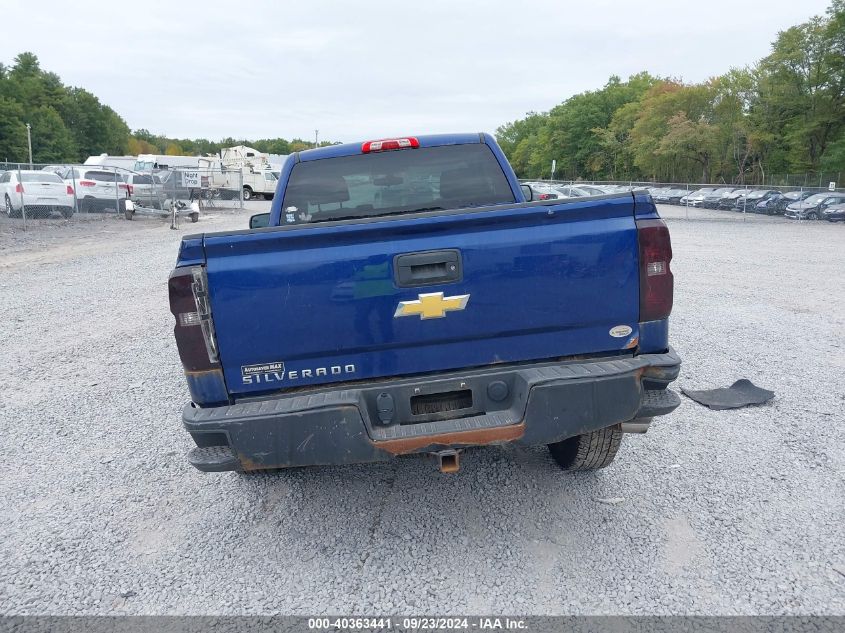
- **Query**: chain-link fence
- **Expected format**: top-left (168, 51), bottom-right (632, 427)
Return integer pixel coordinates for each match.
top-left (519, 179), bottom-right (845, 223)
top-left (0, 161), bottom-right (270, 230)
top-left (525, 179), bottom-right (845, 195)
top-left (764, 172), bottom-right (843, 190)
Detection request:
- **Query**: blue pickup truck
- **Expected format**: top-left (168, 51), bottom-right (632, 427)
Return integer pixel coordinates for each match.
top-left (169, 133), bottom-right (680, 474)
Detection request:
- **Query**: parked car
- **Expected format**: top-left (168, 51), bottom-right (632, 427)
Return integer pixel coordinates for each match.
top-left (40, 165), bottom-right (71, 178)
top-left (696, 187), bottom-right (737, 208)
top-left (647, 187), bottom-right (671, 199)
top-left (1, 169), bottom-right (75, 218)
top-left (822, 202), bottom-right (845, 222)
top-left (752, 192), bottom-right (789, 214)
top-left (718, 188), bottom-right (748, 209)
top-left (581, 184), bottom-right (616, 195)
top-left (680, 187), bottom-right (716, 206)
top-left (784, 192), bottom-right (845, 220)
top-left (63, 168), bottom-right (125, 212)
top-left (124, 172), bottom-right (167, 209)
top-left (778, 190), bottom-right (814, 211)
top-left (554, 184), bottom-right (605, 198)
top-left (652, 189), bottom-right (672, 203)
top-left (524, 183), bottom-right (559, 200)
top-left (734, 189), bottom-right (781, 211)
top-left (673, 189), bottom-right (694, 204)
top-left (654, 188), bottom-right (692, 204)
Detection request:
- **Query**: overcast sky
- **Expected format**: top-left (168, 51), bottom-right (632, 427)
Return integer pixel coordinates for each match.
top-left (2, 0), bottom-right (833, 144)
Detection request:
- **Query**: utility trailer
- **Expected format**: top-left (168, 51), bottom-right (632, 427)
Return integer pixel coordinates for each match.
top-left (123, 199), bottom-right (200, 223)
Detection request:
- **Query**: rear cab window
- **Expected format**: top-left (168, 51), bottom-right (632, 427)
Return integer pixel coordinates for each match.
top-left (280, 143), bottom-right (515, 224)
top-left (87, 171), bottom-right (120, 182)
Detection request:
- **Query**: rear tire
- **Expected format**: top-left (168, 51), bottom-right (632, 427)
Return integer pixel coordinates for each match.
top-left (242, 187), bottom-right (252, 201)
top-left (548, 425), bottom-right (623, 471)
top-left (5, 195), bottom-right (20, 218)
top-left (61, 206), bottom-right (74, 219)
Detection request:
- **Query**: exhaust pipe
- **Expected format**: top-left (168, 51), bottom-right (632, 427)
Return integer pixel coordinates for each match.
top-left (620, 418), bottom-right (652, 434)
top-left (434, 449), bottom-right (460, 473)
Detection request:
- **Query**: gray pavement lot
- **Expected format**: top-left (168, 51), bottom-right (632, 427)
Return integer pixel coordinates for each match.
top-left (0, 203), bottom-right (843, 615)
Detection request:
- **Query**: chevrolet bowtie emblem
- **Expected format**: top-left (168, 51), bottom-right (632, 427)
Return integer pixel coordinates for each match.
top-left (394, 292), bottom-right (470, 320)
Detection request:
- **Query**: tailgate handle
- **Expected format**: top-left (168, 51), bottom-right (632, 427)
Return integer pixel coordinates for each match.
top-left (394, 249), bottom-right (462, 287)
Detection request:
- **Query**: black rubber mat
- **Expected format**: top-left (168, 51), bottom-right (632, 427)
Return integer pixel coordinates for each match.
top-left (681, 379), bottom-right (775, 410)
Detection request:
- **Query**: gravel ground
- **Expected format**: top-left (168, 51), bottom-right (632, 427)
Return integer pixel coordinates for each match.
top-left (0, 203), bottom-right (843, 615)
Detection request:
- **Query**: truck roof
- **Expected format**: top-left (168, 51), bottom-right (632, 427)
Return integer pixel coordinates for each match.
top-left (297, 133), bottom-right (484, 162)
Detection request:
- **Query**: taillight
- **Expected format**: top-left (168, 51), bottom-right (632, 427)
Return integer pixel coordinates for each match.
top-left (362, 137), bottom-right (419, 153)
top-left (168, 267), bottom-right (219, 371)
top-left (79, 180), bottom-right (95, 187)
top-left (15, 183), bottom-right (23, 193)
top-left (637, 218), bottom-right (673, 321)
top-left (66, 185), bottom-right (74, 195)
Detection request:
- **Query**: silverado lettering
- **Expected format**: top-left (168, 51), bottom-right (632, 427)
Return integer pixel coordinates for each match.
top-left (241, 364), bottom-right (356, 384)
top-left (168, 133), bottom-right (681, 474)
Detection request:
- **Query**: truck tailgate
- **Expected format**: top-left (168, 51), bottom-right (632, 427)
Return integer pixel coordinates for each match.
top-left (204, 195), bottom-right (640, 396)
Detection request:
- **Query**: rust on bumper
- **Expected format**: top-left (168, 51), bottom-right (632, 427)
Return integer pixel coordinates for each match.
top-left (373, 421), bottom-right (526, 456)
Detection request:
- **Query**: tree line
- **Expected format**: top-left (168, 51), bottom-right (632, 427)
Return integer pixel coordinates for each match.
top-left (496, 0), bottom-right (845, 183)
top-left (0, 52), bottom-right (331, 165)
top-left (128, 130), bottom-right (332, 158)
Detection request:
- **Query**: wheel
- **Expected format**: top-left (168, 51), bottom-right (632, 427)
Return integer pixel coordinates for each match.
top-left (124, 208), bottom-right (135, 220)
top-left (189, 211), bottom-right (199, 223)
top-left (808, 211), bottom-right (819, 220)
top-left (242, 187), bottom-right (252, 201)
top-left (547, 425), bottom-right (623, 471)
top-left (61, 206), bottom-right (74, 219)
top-left (263, 192), bottom-right (274, 201)
top-left (5, 195), bottom-right (20, 218)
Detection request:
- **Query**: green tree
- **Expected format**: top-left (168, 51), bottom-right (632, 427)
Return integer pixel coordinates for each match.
top-left (629, 82), bottom-right (713, 181)
top-left (56, 87), bottom-right (130, 160)
top-left (2, 53), bottom-right (64, 111)
top-left (0, 97), bottom-right (28, 162)
top-left (495, 112), bottom-right (549, 178)
top-left (29, 105), bottom-right (76, 163)
top-left (656, 113), bottom-right (718, 182)
top-left (754, 2), bottom-right (845, 173)
top-left (165, 142), bottom-right (184, 155)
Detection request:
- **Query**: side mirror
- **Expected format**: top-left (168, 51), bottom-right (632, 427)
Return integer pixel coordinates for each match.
top-left (249, 212), bottom-right (271, 229)
top-left (520, 184), bottom-right (533, 202)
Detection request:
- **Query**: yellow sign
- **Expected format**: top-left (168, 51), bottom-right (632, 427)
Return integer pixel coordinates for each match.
top-left (394, 292), bottom-right (470, 320)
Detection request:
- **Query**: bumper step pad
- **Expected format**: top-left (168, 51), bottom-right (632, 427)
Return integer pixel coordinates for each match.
top-left (638, 389), bottom-right (681, 418)
top-left (187, 445), bottom-right (240, 472)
